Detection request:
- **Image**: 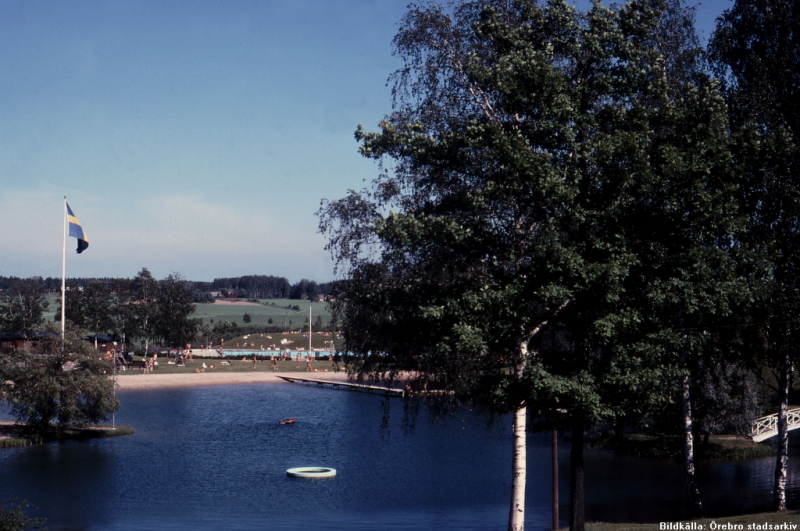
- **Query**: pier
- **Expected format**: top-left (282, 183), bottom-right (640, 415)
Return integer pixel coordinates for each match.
top-left (278, 376), bottom-right (404, 397)
top-left (749, 407), bottom-right (800, 442)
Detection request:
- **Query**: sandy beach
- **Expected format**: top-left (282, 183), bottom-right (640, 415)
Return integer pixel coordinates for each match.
top-left (113, 370), bottom-right (354, 390)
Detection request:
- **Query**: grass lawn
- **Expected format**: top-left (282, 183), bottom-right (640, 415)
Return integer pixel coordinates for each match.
top-left (121, 356), bottom-right (344, 375)
top-left (210, 330), bottom-right (341, 351)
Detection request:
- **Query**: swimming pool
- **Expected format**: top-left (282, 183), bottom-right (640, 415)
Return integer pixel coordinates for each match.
top-left (220, 350), bottom-right (335, 358)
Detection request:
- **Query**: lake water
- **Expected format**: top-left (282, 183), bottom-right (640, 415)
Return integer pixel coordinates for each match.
top-left (1, 383), bottom-right (799, 530)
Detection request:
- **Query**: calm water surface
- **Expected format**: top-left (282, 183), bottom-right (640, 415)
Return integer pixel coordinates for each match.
top-left (1, 383), bottom-right (799, 530)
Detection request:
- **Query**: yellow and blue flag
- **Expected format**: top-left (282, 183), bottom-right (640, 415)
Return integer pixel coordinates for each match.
top-left (66, 203), bottom-right (89, 254)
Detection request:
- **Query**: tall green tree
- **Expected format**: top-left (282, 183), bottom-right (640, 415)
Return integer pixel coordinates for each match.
top-left (108, 277), bottom-right (137, 352)
top-left (82, 281), bottom-right (115, 346)
top-left (131, 268), bottom-right (160, 354)
top-left (55, 280), bottom-right (84, 328)
top-left (321, 0), bottom-right (741, 528)
top-left (0, 279), bottom-right (45, 339)
top-left (154, 273), bottom-right (198, 352)
top-left (709, 0), bottom-right (800, 511)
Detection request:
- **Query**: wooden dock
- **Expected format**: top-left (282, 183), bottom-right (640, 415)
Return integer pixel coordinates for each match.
top-left (278, 376), bottom-right (404, 397)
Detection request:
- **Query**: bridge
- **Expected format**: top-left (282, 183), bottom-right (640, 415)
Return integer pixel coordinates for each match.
top-left (749, 408), bottom-right (800, 442)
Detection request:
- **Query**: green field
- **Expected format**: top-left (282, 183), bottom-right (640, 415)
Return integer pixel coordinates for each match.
top-left (194, 299), bottom-right (332, 329)
top-left (41, 296), bottom-right (333, 330)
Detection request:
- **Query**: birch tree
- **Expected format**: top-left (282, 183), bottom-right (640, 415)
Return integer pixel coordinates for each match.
top-left (321, 0), bottom-right (740, 528)
top-left (709, 0), bottom-right (800, 511)
top-left (131, 268), bottom-right (159, 355)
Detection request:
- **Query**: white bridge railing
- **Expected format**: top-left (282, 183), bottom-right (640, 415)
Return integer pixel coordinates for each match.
top-left (749, 408), bottom-right (800, 442)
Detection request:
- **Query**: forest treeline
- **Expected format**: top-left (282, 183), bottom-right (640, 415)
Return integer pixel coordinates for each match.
top-left (0, 275), bottom-right (334, 301)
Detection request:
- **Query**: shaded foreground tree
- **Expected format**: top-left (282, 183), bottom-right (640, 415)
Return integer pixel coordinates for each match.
top-left (321, 0), bottom-right (742, 528)
top-left (0, 328), bottom-right (119, 441)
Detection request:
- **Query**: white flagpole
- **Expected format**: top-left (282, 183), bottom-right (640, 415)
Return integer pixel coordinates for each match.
top-left (61, 196), bottom-right (67, 345)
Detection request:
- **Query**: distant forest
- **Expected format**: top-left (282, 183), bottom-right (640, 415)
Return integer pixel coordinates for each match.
top-left (0, 275), bottom-right (334, 301)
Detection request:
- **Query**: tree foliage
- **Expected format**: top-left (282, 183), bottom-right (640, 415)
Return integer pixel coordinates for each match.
top-left (320, 0), bottom-right (747, 527)
top-left (154, 273), bottom-right (199, 350)
top-left (709, 0), bottom-right (800, 511)
top-left (130, 268), bottom-right (160, 352)
top-left (323, 0), bottom-right (741, 419)
top-left (57, 281), bottom-right (116, 338)
top-left (0, 280), bottom-right (45, 339)
top-left (0, 329), bottom-right (119, 440)
top-left (0, 497), bottom-right (46, 531)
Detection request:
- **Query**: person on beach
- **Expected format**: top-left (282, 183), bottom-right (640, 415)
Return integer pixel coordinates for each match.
top-left (253, 355), bottom-right (257, 369)
top-left (305, 356), bottom-right (312, 372)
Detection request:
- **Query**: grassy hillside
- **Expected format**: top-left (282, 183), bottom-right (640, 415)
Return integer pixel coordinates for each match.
top-left (194, 299), bottom-right (331, 328)
top-left (40, 296), bottom-right (332, 330)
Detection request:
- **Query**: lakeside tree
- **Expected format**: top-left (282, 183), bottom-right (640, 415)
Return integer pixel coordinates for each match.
top-left (709, 0), bottom-right (800, 511)
top-left (320, 0), bottom-right (748, 528)
top-left (0, 327), bottom-right (119, 440)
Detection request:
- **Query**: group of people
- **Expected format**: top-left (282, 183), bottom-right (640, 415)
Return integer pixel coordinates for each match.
top-left (142, 355), bottom-right (157, 373)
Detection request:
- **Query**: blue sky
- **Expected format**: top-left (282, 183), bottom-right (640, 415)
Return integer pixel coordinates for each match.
top-left (0, 0), bottom-right (731, 283)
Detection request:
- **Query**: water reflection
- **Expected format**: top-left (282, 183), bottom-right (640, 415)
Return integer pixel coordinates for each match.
top-left (1, 383), bottom-right (799, 530)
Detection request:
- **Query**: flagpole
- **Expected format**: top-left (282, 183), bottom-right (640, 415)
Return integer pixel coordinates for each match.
top-left (61, 196), bottom-right (67, 345)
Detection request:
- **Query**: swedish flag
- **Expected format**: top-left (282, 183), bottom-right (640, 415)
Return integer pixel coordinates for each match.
top-left (66, 203), bottom-right (89, 254)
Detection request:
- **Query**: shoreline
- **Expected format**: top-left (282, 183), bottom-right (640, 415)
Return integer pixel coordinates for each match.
top-left (113, 370), bottom-right (356, 390)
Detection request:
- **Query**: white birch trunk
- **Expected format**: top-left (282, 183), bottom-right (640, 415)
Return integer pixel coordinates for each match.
top-left (509, 338), bottom-right (528, 531)
top-left (507, 301), bottom-right (570, 531)
top-left (509, 404), bottom-right (527, 531)
top-left (774, 355), bottom-right (792, 511)
top-left (681, 374), bottom-right (703, 517)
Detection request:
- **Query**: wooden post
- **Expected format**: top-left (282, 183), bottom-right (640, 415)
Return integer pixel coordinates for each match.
top-left (553, 428), bottom-right (559, 531)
